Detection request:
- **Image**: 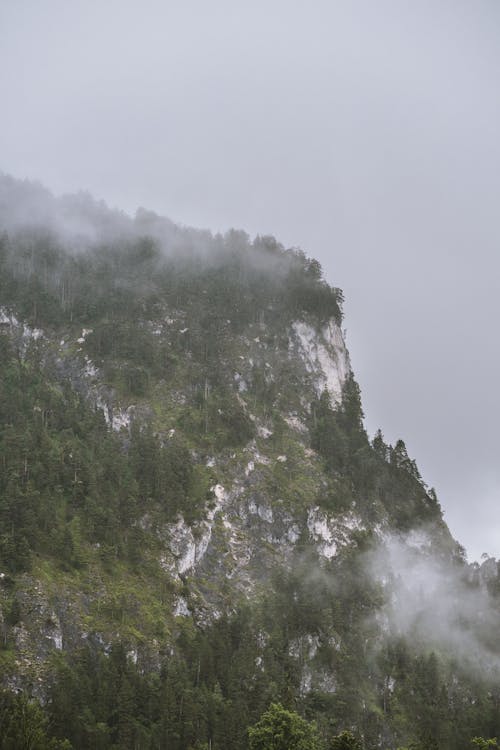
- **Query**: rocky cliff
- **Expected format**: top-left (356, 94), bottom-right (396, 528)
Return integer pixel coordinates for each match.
top-left (0, 175), bottom-right (499, 750)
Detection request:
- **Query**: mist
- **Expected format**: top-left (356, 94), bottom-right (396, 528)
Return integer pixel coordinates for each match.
top-left (1, 174), bottom-right (331, 294)
top-left (367, 530), bottom-right (500, 676)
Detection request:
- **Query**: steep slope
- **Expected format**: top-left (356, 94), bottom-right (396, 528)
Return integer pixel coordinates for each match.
top-left (0, 175), bottom-right (499, 750)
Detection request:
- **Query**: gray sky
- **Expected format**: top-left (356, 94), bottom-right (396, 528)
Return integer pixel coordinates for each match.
top-left (1, 0), bottom-right (499, 561)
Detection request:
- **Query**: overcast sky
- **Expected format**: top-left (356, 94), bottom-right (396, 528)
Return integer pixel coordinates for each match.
top-left (1, 0), bottom-right (499, 561)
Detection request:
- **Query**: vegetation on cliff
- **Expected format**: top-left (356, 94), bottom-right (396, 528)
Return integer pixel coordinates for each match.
top-left (1, 178), bottom-right (499, 750)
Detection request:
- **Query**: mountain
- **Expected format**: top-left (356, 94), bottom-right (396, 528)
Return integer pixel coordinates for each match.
top-left (0, 174), bottom-right (499, 750)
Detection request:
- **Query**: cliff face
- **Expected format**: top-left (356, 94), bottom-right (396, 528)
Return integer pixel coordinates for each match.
top-left (0, 176), bottom-right (499, 750)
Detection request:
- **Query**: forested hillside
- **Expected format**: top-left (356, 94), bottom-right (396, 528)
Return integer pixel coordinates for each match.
top-left (1, 176), bottom-right (499, 750)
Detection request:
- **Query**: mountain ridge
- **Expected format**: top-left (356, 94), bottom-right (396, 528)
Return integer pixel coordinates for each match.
top-left (0, 174), bottom-right (499, 750)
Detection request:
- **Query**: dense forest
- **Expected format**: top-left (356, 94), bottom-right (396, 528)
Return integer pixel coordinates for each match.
top-left (0, 177), bottom-right (499, 749)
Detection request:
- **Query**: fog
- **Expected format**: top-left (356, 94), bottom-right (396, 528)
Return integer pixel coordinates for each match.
top-left (1, 1), bottom-right (499, 560)
top-left (0, 174), bottom-right (303, 283)
top-left (367, 531), bottom-right (500, 676)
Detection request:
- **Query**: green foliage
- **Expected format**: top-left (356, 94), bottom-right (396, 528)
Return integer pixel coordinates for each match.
top-left (0, 223), bottom-right (343, 338)
top-left (248, 703), bottom-right (321, 750)
top-left (329, 730), bottom-right (363, 750)
top-left (128, 425), bottom-right (210, 522)
top-left (309, 385), bottom-right (440, 528)
top-left (0, 689), bottom-right (71, 749)
top-left (0, 338), bottom-right (140, 571)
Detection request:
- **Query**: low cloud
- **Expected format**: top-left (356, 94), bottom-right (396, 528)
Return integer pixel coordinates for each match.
top-left (367, 530), bottom-right (500, 675)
